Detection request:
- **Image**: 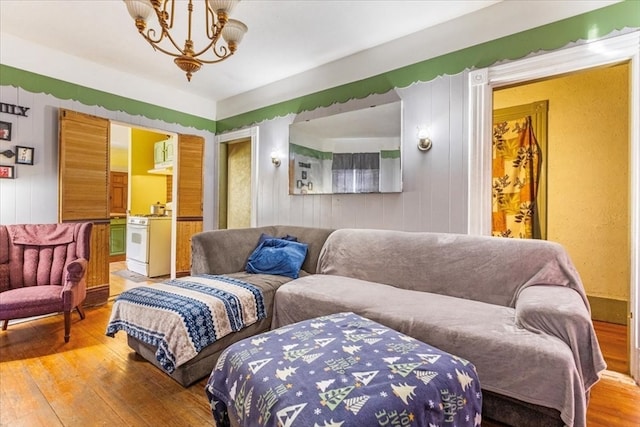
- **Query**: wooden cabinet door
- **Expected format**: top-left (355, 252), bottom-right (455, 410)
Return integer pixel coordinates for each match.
top-left (164, 139), bottom-right (174, 163)
top-left (177, 134), bottom-right (203, 218)
top-left (59, 109), bottom-right (110, 221)
top-left (110, 171), bottom-right (128, 214)
top-left (59, 108), bottom-right (110, 305)
top-left (175, 134), bottom-right (204, 274)
top-left (109, 220), bottom-right (126, 256)
top-left (154, 140), bottom-right (165, 166)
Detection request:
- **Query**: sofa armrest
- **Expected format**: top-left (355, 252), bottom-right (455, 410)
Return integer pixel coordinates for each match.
top-left (515, 285), bottom-right (606, 389)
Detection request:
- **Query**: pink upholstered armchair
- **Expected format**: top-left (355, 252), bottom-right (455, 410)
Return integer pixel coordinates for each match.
top-left (0, 222), bottom-right (92, 342)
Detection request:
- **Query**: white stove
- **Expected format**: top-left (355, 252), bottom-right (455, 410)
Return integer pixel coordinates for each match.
top-left (126, 215), bottom-right (172, 277)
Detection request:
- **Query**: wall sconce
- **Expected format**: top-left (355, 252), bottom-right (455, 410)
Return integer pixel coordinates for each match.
top-left (417, 126), bottom-right (432, 151)
top-left (271, 151), bottom-right (281, 167)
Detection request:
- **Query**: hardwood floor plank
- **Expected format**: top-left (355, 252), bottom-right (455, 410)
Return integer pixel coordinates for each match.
top-left (1, 268), bottom-right (638, 427)
top-left (593, 321), bottom-right (628, 374)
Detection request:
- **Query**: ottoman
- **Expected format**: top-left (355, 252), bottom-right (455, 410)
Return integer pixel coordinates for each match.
top-left (205, 312), bottom-right (482, 427)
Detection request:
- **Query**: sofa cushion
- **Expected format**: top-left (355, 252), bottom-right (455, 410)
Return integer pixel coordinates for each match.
top-left (273, 274), bottom-right (585, 427)
top-left (246, 239), bottom-right (308, 278)
top-left (317, 228), bottom-right (589, 308)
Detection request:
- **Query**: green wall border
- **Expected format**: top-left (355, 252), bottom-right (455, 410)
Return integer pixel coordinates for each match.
top-left (0, 64), bottom-right (216, 132)
top-left (290, 143), bottom-right (332, 160)
top-left (381, 150), bottom-right (401, 159)
top-left (217, 0), bottom-right (640, 133)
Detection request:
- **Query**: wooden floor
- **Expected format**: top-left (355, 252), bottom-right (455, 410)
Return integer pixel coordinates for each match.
top-left (1, 266), bottom-right (639, 427)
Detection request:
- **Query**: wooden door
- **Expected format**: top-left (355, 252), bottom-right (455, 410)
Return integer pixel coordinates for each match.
top-left (175, 134), bottom-right (204, 274)
top-left (59, 109), bottom-right (110, 305)
top-left (110, 171), bottom-right (128, 214)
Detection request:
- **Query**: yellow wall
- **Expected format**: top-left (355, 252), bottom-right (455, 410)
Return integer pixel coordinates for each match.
top-left (493, 63), bottom-right (630, 302)
top-left (110, 146), bottom-right (128, 172)
top-left (130, 128), bottom-right (169, 215)
top-left (227, 140), bottom-right (252, 229)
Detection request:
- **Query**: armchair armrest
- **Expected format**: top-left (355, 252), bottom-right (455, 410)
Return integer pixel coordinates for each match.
top-left (515, 285), bottom-right (606, 389)
top-left (61, 258), bottom-right (88, 309)
top-left (64, 258), bottom-right (88, 286)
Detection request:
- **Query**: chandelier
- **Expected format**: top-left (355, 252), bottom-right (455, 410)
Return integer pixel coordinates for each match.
top-left (124, 0), bottom-right (248, 81)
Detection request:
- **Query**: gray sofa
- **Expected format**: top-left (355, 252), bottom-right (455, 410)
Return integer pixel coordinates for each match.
top-left (127, 225), bottom-right (605, 427)
top-left (126, 226), bottom-right (334, 387)
top-left (273, 227), bottom-right (606, 427)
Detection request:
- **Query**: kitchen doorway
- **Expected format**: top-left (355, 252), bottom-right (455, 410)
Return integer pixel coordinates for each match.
top-left (109, 122), bottom-right (175, 296)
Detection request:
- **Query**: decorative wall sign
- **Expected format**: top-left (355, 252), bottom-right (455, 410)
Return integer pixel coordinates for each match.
top-left (15, 146), bottom-right (34, 165)
top-left (0, 102), bottom-right (30, 117)
top-left (0, 165), bottom-right (15, 179)
top-left (0, 121), bottom-right (11, 141)
top-left (1, 149), bottom-right (15, 159)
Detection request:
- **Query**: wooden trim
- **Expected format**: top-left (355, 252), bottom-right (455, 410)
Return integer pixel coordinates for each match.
top-left (588, 296), bottom-right (628, 325)
top-left (83, 284), bottom-right (110, 307)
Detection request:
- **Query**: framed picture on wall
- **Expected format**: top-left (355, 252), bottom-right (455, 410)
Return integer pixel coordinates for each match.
top-left (15, 146), bottom-right (34, 165)
top-left (0, 165), bottom-right (15, 179)
top-left (0, 121), bottom-right (11, 141)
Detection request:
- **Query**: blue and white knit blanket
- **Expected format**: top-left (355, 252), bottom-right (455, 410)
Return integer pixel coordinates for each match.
top-left (106, 274), bottom-right (266, 373)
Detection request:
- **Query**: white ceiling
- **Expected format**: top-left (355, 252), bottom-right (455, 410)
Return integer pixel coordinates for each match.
top-left (0, 0), bottom-right (502, 105)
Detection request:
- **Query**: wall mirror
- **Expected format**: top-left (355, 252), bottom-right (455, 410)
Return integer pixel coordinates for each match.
top-left (289, 100), bottom-right (402, 195)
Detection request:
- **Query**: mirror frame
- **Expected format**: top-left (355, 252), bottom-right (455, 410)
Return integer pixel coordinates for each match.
top-left (288, 100), bottom-right (403, 195)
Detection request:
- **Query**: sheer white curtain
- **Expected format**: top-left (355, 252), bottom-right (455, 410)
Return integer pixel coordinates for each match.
top-left (332, 153), bottom-right (379, 193)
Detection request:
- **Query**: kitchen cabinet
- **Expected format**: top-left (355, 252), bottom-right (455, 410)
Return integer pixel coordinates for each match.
top-left (110, 217), bottom-right (127, 256)
top-left (153, 139), bottom-right (174, 168)
top-left (110, 171), bottom-right (128, 214)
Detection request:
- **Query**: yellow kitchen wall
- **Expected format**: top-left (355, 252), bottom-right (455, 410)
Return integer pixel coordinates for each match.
top-left (129, 128), bottom-right (169, 215)
top-left (494, 63), bottom-right (630, 323)
top-left (110, 146), bottom-right (128, 172)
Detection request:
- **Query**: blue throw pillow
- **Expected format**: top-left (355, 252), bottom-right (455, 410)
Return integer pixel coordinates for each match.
top-left (246, 238), bottom-right (308, 279)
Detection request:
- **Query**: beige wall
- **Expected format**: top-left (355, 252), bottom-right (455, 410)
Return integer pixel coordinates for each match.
top-left (227, 140), bottom-right (252, 229)
top-left (494, 63), bottom-right (630, 302)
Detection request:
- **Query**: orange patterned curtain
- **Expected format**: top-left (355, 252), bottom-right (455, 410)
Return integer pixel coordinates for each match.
top-left (492, 116), bottom-right (542, 239)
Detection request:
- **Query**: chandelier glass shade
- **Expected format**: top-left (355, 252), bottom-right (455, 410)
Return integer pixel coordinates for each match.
top-left (124, 0), bottom-right (248, 81)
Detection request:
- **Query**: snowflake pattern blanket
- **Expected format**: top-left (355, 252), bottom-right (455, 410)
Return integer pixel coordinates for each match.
top-left (206, 312), bottom-right (482, 427)
top-left (106, 274), bottom-right (266, 373)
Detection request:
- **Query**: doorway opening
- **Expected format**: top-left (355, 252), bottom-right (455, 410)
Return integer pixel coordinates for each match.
top-left (216, 127), bottom-right (259, 230)
top-left (468, 32), bottom-right (640, 382)
top-left (491, 63), bottom-right (631, 373)
top-left (218, 138), bottom-right (252, 229)
top-left (109, 122), bottom-right (176, 299)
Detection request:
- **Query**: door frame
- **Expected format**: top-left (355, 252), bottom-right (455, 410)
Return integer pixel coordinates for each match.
top-left (216, 126), bottom-right (259, 228)
top-left (467, 31), bottom-right (640, 382)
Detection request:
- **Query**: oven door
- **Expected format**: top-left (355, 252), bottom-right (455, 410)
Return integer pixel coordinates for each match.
top-left (126, 223), bottom-right (149, 263)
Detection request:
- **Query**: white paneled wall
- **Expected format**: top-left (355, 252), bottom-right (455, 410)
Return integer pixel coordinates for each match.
top-left (0, 85), bottom-right (216, 228)
top-left (2, 71), bottom-right (469, 233)
top-left (244, 71), bottom-right (470, 233)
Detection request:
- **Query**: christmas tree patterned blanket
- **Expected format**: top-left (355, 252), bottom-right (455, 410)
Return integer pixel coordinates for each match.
top-left (206, 312), bottom-right (482, 427)
top-left (106, 274), bottom-right (266, 373)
